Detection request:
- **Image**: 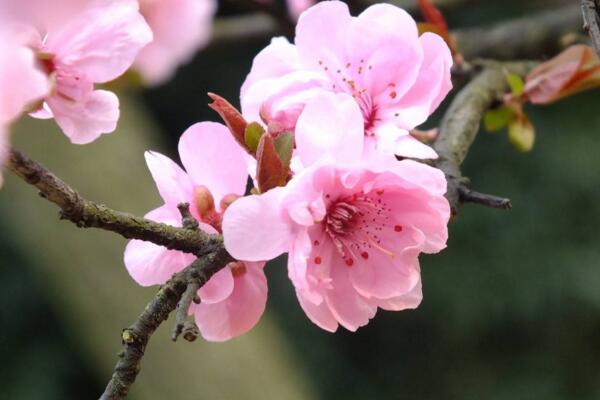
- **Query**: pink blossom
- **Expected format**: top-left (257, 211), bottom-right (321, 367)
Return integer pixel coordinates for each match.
top-left (124, 122), bottom-right (267, 341)
top-left (223, 92), bottom-right (450, 331)
top-left (28, 1), bottom-right (152, 144)
top-left (135, 0), bottom-right (217, 86)
top-left (287, 0), bottom-right (316, 20)
top-left (0, 28), bottom-right (48, 124)
top-left (0, 25), bottom-right (48, 186)
top-left (241, 1), bottom-right (452, 159)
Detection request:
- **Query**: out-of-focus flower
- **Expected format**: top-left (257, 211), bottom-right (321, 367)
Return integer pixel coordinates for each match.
top-left (28, 1), bottom-right (152, 144)
top-left (134, 0), bottom-right (217, 86)
top-left (0, 25), bottom-right (48, 186)
top-left (287, 0), bottom-right (316, 20)
top-left (223, 92), bottom-right (450, 332)
top-left (241, 1), bottom-right (452, 159)
top-left (124, 122), bottom-right (267, 342)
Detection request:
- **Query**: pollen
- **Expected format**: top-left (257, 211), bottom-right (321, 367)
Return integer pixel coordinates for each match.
top-left (394, 225), bottom-right (403, 232)
top-left (314, 256), bottom-right (322, 265)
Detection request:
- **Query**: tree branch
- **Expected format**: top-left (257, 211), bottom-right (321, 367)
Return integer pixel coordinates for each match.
top-left (454, 5), bottom-right (581, 60)
top-left (209, 5), bottom-right (581, 61)
top-left (582, 0), bottom-right (600, 57)
top-left (171, 280), bottom-right (201, 342)
top-left (99, 247), bottom-right (233, 400)
top-left (7, 149), bottom-right (220, 256)
top-left (432, 61), bottom-right (537, 214)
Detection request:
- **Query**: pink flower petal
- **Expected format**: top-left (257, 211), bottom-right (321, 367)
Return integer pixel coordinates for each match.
top-left (370, 276), bottom-right (423, 311)
top-left (350, 4), bottom-right (422, 97)
top-left (393, 135), bottom-right (438, 159)
top-left (349, 229), bottom-right (422, 300)
top-left (198, 267), bottom-right (235, 304)
top-left (296, 289), bottom-right (338, 332)
top-left (45, 89), bottom-right (119, 144)
top-left (222, 187), bottom-right (292, 261)
top-left (295, 92), bottom-right (364, 166)
top-left (124, 206), bottom-right (196, 286)
top-left (295, 1), bottom-right (351, 69)
top-left (287, 0), bottom-right (316, 20)
top-left (0, 36), bottom-right (47, 123)
top-left (47, 1), bottom-right (153, 83)
top-left (387, 32), bottom-right (453, 129)
top-left (242, 70), bottom-right (326, 132)
top-left (178, 122), bottom-right (248, 204)
top-left (144, 151), bottom-right (194, 206)
top-left (0, 125), bottom-right (6, 187)
top-left (193, 262), bottom-right (267, 341)
top-left (135, 0), bottom-right (216, 85)
top-left (324, 260), bottom-right (377, 331)
top-left (241, 37), bottom-right (301, 99)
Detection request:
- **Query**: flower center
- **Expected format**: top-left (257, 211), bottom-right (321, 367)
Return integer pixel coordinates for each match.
top-left (318, 58), bottom-right (398, 135)
top-left (321, 190), bottom-right (400, 266)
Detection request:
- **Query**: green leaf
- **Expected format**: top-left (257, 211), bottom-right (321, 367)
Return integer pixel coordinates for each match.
top-left (508, 115), bottom-right (535, 152)
top-left (244, 122), bottom-right (265, 152)
top-left (273, 132), bottom-right (294, 168)
top-left (505, 72), bottom-right (524, 97)
top-left (484, 106), bottom-right (515, 132)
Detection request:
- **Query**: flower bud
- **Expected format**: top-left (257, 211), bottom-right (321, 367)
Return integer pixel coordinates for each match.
top-left (194, 185), bottom-right (216, 218)
top-left (220, 193), bottom-right (240, 212)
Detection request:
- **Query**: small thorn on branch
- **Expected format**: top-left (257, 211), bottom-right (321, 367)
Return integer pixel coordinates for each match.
top-left (177, 202), bottom-right (199, 231)
top-left (458, 186), bottom-right (512, 210)
top-left (171, 281), bottom-right (200, 342)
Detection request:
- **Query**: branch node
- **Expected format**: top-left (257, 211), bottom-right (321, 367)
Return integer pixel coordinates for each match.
top-left (182, 321), bottom-right (200, 342)
top-left (177, 202), bottom-right (199, 231)
top-left (171, 281), bottom-right (200, 342)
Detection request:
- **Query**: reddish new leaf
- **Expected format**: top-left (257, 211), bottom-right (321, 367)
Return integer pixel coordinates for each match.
top-left (207, 92), bottom-right (249, 151)
top-left (256, 134), bottom-right (289, 193)
top-left (417, 0), bottom-right (447, 31)
top-left (416, 1), bottom-right (459, 57)
top-left (524, 45), bottom-right (600, 104)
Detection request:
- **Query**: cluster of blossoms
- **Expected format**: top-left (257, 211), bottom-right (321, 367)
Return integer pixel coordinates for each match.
top-left (125, 2), bottom-right (453, 340)
top-left (0, 0), bottom-right (216, 185)
top-left (0, 0), bottom-right (453, 341)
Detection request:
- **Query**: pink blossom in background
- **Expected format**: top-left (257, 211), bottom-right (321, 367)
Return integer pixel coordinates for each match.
top-left (223, 92), bottom-right (450, 331)
top-left (124, 122), bottom-right (268, 341)
top-left (241, 1), bottom-right (452, 159)
top-left (135, 0), bottom-right (217, 86)
top-left (287, 0), bottom-right (316, 20)
top-left (27, 1), bottom-right (152, 144)
top-left (0, 26), bottom-right (48, 187)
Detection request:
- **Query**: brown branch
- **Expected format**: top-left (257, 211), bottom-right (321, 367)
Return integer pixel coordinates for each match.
top-left (7, 149), bottom-right (221, 257)
top-left (210, 4), bottom-right (581, 61)
top-left (454, 6), bottom-right (581, 60)
top-left (177, 202), bottom-right (199, 231)
top-left (7, 149), bottom-right (236, 397)
top-left (432, 61), bottom-right (537, 214)
top-left (582, 0), bottom-right (600, 58)
top-left (99, 247), bottom-right (233, 400)
top-left (171, 280), bottom-right (201, 342)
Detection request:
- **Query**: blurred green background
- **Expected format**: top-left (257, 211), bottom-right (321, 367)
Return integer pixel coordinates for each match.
top-left (1, 1), bottom-right (599, 399)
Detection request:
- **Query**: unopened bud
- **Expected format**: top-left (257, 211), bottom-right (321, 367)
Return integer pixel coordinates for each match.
top-left (194, 185), bottom-right (215, 218)
top-left (228, 261), bottom-right (247, 277)
top-left (220, 193), bottom-right (240, 212)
